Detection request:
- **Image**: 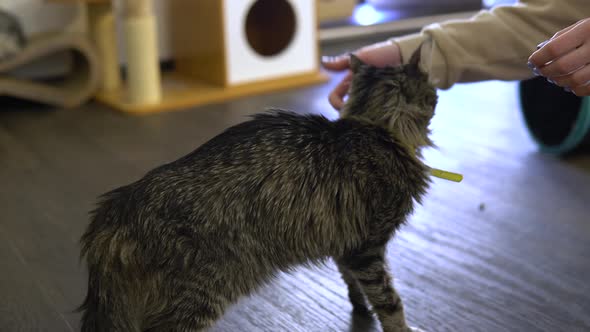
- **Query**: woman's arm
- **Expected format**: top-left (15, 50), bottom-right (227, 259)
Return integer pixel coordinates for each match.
top-left (393, 0), bottom-right (589, 89)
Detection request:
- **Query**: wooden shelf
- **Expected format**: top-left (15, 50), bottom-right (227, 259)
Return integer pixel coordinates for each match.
top-left (46, 0), bottom-right (110, 3)
top-left (96, 70), bottom-right (329, 114)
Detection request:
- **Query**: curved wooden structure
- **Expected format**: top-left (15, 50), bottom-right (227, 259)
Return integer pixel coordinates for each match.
top-left (0, 32), bottom-right (99, 108)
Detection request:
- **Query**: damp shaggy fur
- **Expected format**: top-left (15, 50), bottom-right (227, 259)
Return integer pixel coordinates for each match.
top-left (79, 47), bottom-right (438, 332)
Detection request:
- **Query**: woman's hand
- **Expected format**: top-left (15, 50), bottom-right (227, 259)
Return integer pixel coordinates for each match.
top-left (528, 18), bottom-right (590, 96)
top-left (322, 40), bottom-right (402, 110)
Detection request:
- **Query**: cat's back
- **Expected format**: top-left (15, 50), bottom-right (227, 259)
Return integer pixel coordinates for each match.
top-left (180, 110), bottom-right (409, 166)
top-left (146, 110), bottom-right (426, 195)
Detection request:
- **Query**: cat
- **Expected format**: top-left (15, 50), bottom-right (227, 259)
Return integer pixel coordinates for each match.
top-left (78, 46), bottom-right (437, 332)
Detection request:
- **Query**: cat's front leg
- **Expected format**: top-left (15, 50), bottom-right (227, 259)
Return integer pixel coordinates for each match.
top-left (336, 261), bottom-right (370, 315)
top-left (340, 248), bottom-right (409, 332)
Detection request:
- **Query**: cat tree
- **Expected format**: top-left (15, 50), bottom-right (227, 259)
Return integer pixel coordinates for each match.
top-left (51, 0), bottom-right (327, 114)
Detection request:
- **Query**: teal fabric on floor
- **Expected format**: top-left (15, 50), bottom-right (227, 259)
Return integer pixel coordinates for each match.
top-left (519, 77), bottom-right (590, 155)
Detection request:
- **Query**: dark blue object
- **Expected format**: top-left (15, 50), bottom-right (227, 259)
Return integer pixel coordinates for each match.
top-left (519, 76), bottom-right (590, 155)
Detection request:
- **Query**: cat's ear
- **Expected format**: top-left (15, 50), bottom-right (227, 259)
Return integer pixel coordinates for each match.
top-left (405, 43), bottom-right (425, 76)
top-left (349, 54), bottom-right (364, 73)
top-left (408, 44), bottom-right (422, 67)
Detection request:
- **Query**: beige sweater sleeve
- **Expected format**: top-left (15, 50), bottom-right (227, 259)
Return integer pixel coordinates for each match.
top-left (392, 0), bottom-right (590, 89)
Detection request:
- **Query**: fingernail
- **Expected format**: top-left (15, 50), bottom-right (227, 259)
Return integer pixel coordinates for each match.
top-left (564, 87), bottom-right (572, 93)
top-left (527, 61), bottom-right (536, 69)
top-left (321, 55), bottom-right (346, 63)
top-left (537, 40), bottom-right (549, 50)
top-left (547, 78), bottom-right (556, 84)
top-left (321, 56), bottom-right (334, 63)
top-left (533, 67), bottom-right (541, 76)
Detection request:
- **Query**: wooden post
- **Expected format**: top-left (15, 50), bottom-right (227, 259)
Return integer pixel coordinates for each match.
top-left (121, 0), bottom-right (162, 105)
top-left (88, 2), bottom-right (122, 92)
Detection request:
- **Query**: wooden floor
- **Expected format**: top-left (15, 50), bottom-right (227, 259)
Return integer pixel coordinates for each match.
top-left (1, 39), bottom-right (590, 332)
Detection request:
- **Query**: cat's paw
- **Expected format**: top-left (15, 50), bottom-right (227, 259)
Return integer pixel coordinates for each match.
top-left (351, 303), bottom-right (371, 316)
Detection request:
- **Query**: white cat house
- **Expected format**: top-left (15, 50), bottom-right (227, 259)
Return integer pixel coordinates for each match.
top-left (116, 0), bottom-right (326, 113)
top-left (172, 0), bottom-right (319, 86)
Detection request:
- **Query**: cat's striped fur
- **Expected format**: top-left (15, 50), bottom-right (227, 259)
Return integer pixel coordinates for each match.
top-left (79, 47), bottom-right (437, 332)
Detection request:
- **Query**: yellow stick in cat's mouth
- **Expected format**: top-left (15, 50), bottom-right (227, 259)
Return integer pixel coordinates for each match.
top-left (430, 168), bottom-right (463, 182)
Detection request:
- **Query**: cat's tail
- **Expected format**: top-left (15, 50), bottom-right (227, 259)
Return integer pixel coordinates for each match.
top-left (78, 187), bottom-right (144, 332)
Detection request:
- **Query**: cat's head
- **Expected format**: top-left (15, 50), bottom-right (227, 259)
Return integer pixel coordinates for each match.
top-left (341, 46), bottom-right (438, 153)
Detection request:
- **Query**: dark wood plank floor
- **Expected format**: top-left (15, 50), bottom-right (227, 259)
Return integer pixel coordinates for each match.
top-left (1, 39), bottom-right (589, 332)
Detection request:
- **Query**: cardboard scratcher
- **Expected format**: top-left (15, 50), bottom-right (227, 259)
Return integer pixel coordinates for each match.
top-left (0, 32), bottom-right (100, 108)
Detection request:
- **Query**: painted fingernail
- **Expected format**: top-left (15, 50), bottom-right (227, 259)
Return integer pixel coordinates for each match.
top-left (533, 67), bottom-right (541, 76)
top-left (322, 55), bottom-right (348, 63)
top-left (527, 61), bottom-right (535, 69)
top-left (547, 78), bottom-right (556, 84)
top-left (537, 40), bottom-right (549, 50)
top-left (564, 87), bottom-right (572, 93)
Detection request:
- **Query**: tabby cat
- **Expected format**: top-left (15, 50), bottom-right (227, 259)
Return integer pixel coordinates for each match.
top-left (79, 46), bottom-right (436, 332)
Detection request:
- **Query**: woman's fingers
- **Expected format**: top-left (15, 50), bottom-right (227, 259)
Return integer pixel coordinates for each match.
top-left (322, 40), bottom-right (402, 110)
top-left (529, 18), bottom-right (590, 97)
top-left (355, 40), bottom-right (401, 67)
top-left (536, 42), bottom-right (590, 78)
top-left (529, 18), bottom-right (590, 68)
top-left (535, 22), bottom-right (581, 51)
top-left (321, 40), bottom-right (402, 72)
top-left (571, 83), bottom-right (590, 97)
top-left (328, 71), bottom-right (353, 110)
top-left (552, 19), bottom-right (585, 39)
top-left (552, 63), bottom-right (590, 88)
top-left (550, 63), bottom-right (590, 96)
top-left (322, 55), bottom-right (352, 71)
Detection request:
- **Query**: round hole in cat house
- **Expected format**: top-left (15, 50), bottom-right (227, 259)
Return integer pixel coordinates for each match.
top-left (245, 0), bottom-right (296, 57)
